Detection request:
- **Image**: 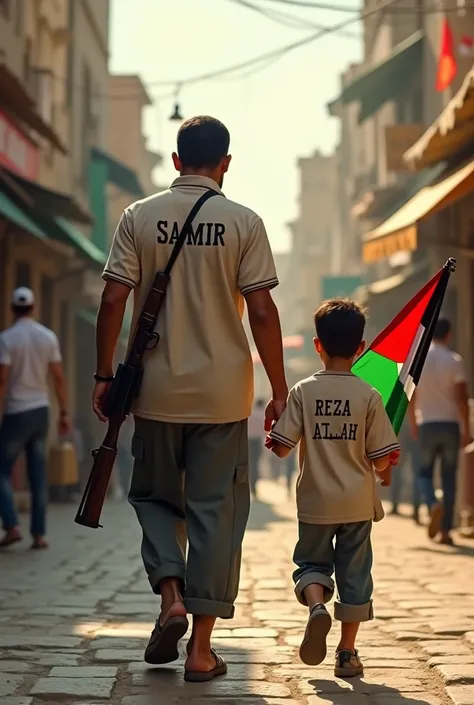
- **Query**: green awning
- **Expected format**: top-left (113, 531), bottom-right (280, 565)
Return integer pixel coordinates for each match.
top-left (90, 147), bottom-right (144, 197)
top-left (0, 191), bottom-right (48, 241)
top-left (54, 217), bottom-right (107, 267)
top-left (327, 31), bottom-right (424, 123)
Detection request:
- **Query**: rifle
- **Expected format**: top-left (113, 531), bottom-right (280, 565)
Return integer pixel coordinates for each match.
top-left (75, 188), bottom-right (219, 528)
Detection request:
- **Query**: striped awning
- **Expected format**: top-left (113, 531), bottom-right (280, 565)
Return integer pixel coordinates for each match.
top-left (404, 66), bottom-right (474, 171)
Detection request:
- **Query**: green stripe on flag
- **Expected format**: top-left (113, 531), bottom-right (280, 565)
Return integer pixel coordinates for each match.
top-left (386, 378), bottom-right (409, 435)
top-left (352, 350), bottom-right (398, 406)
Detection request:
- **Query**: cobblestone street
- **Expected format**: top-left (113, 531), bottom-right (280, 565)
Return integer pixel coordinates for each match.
top-left (1, 479), bottom-right (474, 705)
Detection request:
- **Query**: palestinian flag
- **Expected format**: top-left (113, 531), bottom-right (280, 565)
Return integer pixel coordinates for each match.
top-left (352, 259), bottom-right (456, 434)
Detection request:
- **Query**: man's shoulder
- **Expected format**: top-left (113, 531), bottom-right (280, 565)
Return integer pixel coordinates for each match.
top-left (30, 321), bottom-right (58, 343)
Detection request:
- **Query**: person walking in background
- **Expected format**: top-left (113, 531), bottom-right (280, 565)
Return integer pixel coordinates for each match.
top-left (409, 318), bottom-right (471, 546)
top-left (248, 398), bottom-right (266, 499)
top-left (0, 288), bottom-right (70, 549)
top-left (92, 116), bottom-right (287, 681)
top-left (389, 418), bottom-right (421, 523)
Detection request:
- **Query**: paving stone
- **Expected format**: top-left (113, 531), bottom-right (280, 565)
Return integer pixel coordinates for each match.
top-left (420, 641), bottom-right (473, 656)
top-left (0, 675), bottom-right (25, 696)
top-left (307, 697), bottom-right (370, 705)
top-left (94, 648), bottom-right (144, 662)
top-left (429, 655), bottom-right (474, 667)
top-left (130, 661), bottom-right (266, 679)
top-left (446, 685), bottom-right (474, 705)
top-left (48, 665), bottom-right (118, 678)
top-left (372, 696), bottom-right (442, 705)
top-left (89, 637), bottom-right (147, 650)
top-left (0, 699), bottom-right (34, 705)
top-left (435, 664), bottom-right (474, 685)
top-left (0, 635), bottom-right (82, 649)
top-left (0, 661), bottom-right (32, 672)
top-left (30, 677), bottom-right (116, 698)
top-left (130, 671), bottom-right (290, 697)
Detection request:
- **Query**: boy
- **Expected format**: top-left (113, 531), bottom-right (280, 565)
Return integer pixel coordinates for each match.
top-left (266, 299), bottom-right (399, 678)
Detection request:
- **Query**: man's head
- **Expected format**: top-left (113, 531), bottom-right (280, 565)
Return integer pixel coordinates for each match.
top-left (11, 287), bottom-right (35, 318)
top-left (172, 116), bottom-right (231, 187)
top-left (314, 298), bottom-right (366, 364)
top-left (434, 317), bottom-right (451, 343)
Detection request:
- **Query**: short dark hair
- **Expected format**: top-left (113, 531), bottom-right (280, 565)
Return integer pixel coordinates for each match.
top-left (314, 298), bottom-right (366, 359)
top-left (177, 116), bottom-right (230, 169)
top-left (434, 317), bottom-right (451, 340)
top-left (12, 304), bottom-right (33, 317)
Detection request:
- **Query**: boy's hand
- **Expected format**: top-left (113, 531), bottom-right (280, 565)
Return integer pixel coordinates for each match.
top-left (264, 397), bottom-right (287, 432)
top-left (389, 450), bottom-right (400, 466)
top-left (265, 435), bottom-right (275, 450)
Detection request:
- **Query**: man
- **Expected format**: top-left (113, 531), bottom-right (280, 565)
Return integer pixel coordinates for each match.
top-left (0, 287), bottom-right (70, 549)
top-left (92, 116), bottom-right (287, 681)
top-left (410, 318), bottom-right (470, 545)
top-left (248, 398), bottom-right (266, 499)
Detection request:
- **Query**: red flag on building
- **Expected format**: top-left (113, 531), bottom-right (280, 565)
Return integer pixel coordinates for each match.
top-left (436, 18), bottom-right (457, 91)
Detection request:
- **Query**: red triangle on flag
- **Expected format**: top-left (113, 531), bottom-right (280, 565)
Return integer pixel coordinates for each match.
top-left (371, 269), bottom-right (442, 363)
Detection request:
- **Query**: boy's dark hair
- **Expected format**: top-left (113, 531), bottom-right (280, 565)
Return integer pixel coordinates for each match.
top-left (12, 304), bottom-right (33, 317)
top-left (314, 298), bottom-right (366, 359)
top-left (434, 317), bottom-right (451, 341)
top-left (177, 116), bottom-right (230, 169)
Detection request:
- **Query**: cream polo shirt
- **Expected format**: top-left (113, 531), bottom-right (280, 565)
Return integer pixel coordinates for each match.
top-left (269, 371), bottom-right (400, 524)
top-left (103, 175), bottom-right (278, 424)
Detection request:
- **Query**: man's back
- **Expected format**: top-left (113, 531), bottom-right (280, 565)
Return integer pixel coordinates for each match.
top-left (104, 175), bottom-right (278, 424)
top-left (0, 318), bottom-right (61, 414)
top-left (416, 342), bottom-right (465, 424)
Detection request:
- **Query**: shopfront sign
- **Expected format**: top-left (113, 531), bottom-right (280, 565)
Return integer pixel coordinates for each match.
top-left (0, 110), bottom-right (39, 180)
top-left (363, 226), bottom-right (417, 263)
top-left (385, 124), bottom-right (425, 173)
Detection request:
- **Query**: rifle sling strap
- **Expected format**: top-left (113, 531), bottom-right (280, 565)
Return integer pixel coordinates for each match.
top-left (163, 188), bottom-right (220, 277)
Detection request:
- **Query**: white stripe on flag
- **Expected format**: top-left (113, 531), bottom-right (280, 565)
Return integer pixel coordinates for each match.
top-left (397, 323), bottom-right (425, 387)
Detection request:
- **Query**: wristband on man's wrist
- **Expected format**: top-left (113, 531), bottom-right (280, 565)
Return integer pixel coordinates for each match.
top-left (94, 373), bottom-right (114, 382)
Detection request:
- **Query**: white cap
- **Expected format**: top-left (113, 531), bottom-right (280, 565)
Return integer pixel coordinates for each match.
top-left (11, 287), bottom-right (35, 307)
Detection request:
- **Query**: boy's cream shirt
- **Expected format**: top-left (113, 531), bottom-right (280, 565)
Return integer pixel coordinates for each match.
top-left (269, 371), bottom-right (400, 524)
top-left (103, 176), bottom-right (278, 424)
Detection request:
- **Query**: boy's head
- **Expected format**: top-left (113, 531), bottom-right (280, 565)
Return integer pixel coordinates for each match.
top-left (314, 298), bottom-right (366, 365)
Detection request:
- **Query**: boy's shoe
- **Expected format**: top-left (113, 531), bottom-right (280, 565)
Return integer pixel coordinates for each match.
top-left (428, 502), bottom-right (444, 539)
top-left (334, 649), bottom-right (364, 678)
top-left (299, 603), bottom-right (332, 666)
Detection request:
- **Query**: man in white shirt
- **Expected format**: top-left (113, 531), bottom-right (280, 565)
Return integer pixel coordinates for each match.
top-left (410, 318), bottom-right (470, 545)
top-left (0, 287), bottom-right (70, 549)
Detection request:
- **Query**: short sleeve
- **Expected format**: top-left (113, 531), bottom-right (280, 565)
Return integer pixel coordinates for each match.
top-left (0, 336), bottom-right (11, 365)
top-left (238, 217), bottom-right (279, 296)
top-left (103, 209), bottom-right (140, 289)
top-left (269, 385), bottom-right (303, 449)
top-left (453, 355), bottom-right (466, 384)
top-left (49, 333), bottom-right (62, 363)
top-left (366, 392), bottom-right (400, 460)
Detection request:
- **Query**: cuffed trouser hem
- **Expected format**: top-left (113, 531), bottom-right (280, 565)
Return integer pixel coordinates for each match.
top-left (294, 571), bottom-right (335, 606)
top-left (334, 599), bottom-right (374, 623)
top-left (149, 563), bottom-right (186, 594)
top-left (185, 597), bottom-right (235, 619)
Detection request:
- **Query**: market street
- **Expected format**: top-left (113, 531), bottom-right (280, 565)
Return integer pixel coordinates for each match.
top-left (1, 479), bottom-right (474, 705)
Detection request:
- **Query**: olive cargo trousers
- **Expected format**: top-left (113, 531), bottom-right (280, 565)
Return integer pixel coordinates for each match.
top-left (129, 416), bottom-right (250, 619)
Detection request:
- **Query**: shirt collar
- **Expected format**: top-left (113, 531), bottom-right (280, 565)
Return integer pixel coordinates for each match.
top-left (170, 175), bottom-right (225, 196)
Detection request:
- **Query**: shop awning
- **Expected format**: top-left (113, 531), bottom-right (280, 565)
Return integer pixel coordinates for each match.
top-left (362, 159), bottom-right (474, 263)
top-left (53, 217), bottom-right (107, 267)
top-left (0, 190), bottom-right (48, 241)
top-left (3, 168), bottom-right (93, 224)
top-left (0, 63), bottom-right (66, 153)
top-left (327, 31), bottom-right (423, 123)
top-left (404, 67), bottom-right (474, 171)
top-left (90, 147), bottom-right (144, 197)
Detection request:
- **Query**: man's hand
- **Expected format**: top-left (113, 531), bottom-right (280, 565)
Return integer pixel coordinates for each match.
top-left (264, 398), bottom-right (287, 432)
top-left (92, 381), bottom-right (112, 423)
top-left (58, 412), bottom-right (71, 437)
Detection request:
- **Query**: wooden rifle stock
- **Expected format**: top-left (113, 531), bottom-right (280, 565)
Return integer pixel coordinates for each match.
top-left (74, 272), bottom-right (169, 528)
top-left (74, 189), bottom-right (219, 528)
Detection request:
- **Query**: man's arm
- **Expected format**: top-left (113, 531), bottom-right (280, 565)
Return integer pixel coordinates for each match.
top-left (49, 361), bottom-right (70, 434)
top-left (455, 380), bottom-right (471, 446)
top-left (0, 363), bottom-right (10, 415)
top-left (246, 288), bottom-right (288, 424)
top-left (93, 281), bottom-right (131, 421)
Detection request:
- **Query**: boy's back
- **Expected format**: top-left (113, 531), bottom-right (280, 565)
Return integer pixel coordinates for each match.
top-left (270, 371), bottom-right (398, 525)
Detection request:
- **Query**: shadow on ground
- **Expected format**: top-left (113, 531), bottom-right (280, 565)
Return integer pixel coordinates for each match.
top-left (306, 678), bottom-right (442, 704)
